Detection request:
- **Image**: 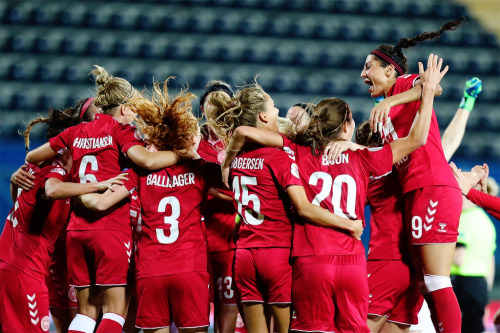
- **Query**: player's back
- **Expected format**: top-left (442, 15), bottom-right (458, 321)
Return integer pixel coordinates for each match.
top-left (230, 145), bottom-right (302, 249)
top-left (129, 159), bottom-right (209, 279)
top-left (286, 142), bottom-right (393, 257)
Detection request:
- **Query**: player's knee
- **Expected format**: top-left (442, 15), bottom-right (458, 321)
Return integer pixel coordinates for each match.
top-left (423, 274), bottom-right (452, 293)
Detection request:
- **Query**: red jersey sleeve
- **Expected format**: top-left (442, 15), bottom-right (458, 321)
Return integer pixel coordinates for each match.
top-left (357, 145), bottom-right (393, 179)
top-left (390, 74), bottom-right (420, 95)
top-left (43, 160), bottom-right (69, 182)
top-left (49, 126), bottom-right (76, 153)
top-left (268, 149), bottom-right (303, 190)
top-left (466, 188), bottom-right (500, 220)
top-left (123, 167), bottom-right (139, 194)
top-left (115, 125), bottom-right (145, 156)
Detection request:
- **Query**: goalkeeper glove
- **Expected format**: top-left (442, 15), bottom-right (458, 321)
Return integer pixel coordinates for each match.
top-left (459, 77), bottom-right (482, 112)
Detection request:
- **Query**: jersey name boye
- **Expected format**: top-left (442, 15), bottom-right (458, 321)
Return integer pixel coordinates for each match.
top-left (230, 146), bottom-right (303, 249)
top-left (382, 74), bottom-right (459, 193)
top-left (197, 138), bottom-right (237, 253)
top-left (49, 113), bottom-right (144, 233)
top-left (124, 159), bottom-right (218, 279)
top-left (282, 137), bottom-right (393, 257)
top-left (0, 160), bottom-right (71, 280)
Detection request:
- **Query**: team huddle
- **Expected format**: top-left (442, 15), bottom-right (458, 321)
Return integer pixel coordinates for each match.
top-left (0, 17), bottom-right (494, 333)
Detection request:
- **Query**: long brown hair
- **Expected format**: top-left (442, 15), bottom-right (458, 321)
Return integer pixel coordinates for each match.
top-left (294, 97), bottom-right (352, 155)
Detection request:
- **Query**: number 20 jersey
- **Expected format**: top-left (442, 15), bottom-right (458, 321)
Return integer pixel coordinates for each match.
top-left (123, 160), bottom-right (212, 279)
top-left (283, 137), bottom-right (393, 257)
top-left (49, 113), bottom-right (143, 233)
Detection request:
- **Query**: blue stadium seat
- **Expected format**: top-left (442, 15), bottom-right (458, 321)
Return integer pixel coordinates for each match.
top-left (191, 42), bottom-right (217, 61)
top-left (217, 44), bottom-right (242, 62)
top-left (334, 0), bottom-right (360, 13)
top-left (4, 6), bottom-right (26, 24)
top-left (8, 35), bottom-right (29, 52)
top-left (59, 37), bottom-right (79, 55)
top-left (296, 76), bottom-right (321, 94)
top-left (160, 13), bottom-right (188, 32)
top-left (285, 0), bottom-right (310, 11)
top-left (243, 45), bottom-right (269, 63)
top-left (314, 21), bottom-right (339, 40)
top-left (116, 68), bottom-right (139, 86)
top-left (407, 2), bottom-right (433, 17)
top-left (273, 74), bottom-right (297, 93)
top-left (484, 32), bottom-right (499, 48)
top-left (289, 18), bottom-right (315, 38)
top-left (269, 47), bottom-right (293, 65)
top-left (35, 64), bottom-right (59, 82)
top-left (239, 16), bottom-right (265, 36)
top-left (87, 39), bottom-right (107, 56)
top-left (140, 41), bottom-right (158, 58)
top-left (310, 0), bottom-right (335, 12)
top-left (8, 63), bottom-right (29, 80)
top-left (363, 25), bottom-right (390, 43)
top-left (339, 23), bottom-right (363, 41)
top-left (10, 91), bottom-right (31, 110)
top-left (462, 31), bottom-right (482, 47)
top-left (60, 65), bottom-right (85, 83)
top-left (38, 93), bottom-right (57, 110)
top-left (165, 40), bottom-right (193, 60)
top-left (348, 80), bottom-right (368, 97)
top-left (323, 76), bottom-right (348, 95)
top-left (359, 0), bottom-right (383, 15)
top-left (33, 36), bottom-right (58, 54)
top-left (135, 13), bottom-right (156, 31)
top-left (294, 49), bottom-right (319, 67)
top-left (385, 0), bottom-right (408, 16)
top-left (29, 8), bottom-right (54, 25)
top-left (318, 49), bottom-right (343, 68)
top-left (58, 8), bottom-right (84, 26)
top-left (213, 15), bottom-right (240, 34)
top-left (85, 9), bottom-right (106, 28)
top-left (235, 0), bottom-right (260, 9)
top-left (266, 19), bottom-right (290, 37)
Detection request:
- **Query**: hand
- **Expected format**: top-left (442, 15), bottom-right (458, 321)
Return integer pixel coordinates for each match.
top-left (11, 164), bottom-right (35, 190)
top-left (177, 149), bottom-right (200, 160)
top-left (324, 141), bottom-right (361, 161)
top-left (459, 77), bottom-right (482, 112)
top-left (418, 53), bottom-right (449, 93)
top-left (450, 162), bottom-right (472, 195)
top-left (369, 97), bottom-right (392, 132)
top-left (221, 165), bottom-right (230, 189)
top-left (479, 163), bottom-right (489, 193)
top-left (350, 219), bottom-right (363, 240)
top-left (97, 172), bottom-right (129, 192)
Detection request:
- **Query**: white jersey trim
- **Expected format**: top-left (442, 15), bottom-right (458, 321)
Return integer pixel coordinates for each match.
top-left (386, 319), bottom-right (412, 326)
top-left (369, 170), bottom-right (392, 180)
top-left (136, 325), bottom-right (169, 329)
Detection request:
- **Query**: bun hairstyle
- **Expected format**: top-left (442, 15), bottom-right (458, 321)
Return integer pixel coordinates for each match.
top-left (207, 81), bottom-right (268, 145)
top-left (355, 121), bottom-right (383, 148)
top-left (199, 80), bottom-right (235, 111)
top-left (294, 97), bottom-right (352, 155)
top-left (371, 17), bottom-right (465, 76)
top-left (21, 108), bottom-right (80, 152)
top-left (90, 65), bottom-right (136, 114)
top-left (127, 78), bottom-right (199, 152)
top-left (200, 80), bottom-right (235, 139)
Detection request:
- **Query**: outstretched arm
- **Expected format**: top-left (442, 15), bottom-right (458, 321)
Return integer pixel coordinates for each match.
top-left (287, 185), bottom-right (363, 240)
top-left (390, 54), bottom-right (448, 163)
top-left (127, 145), bottom-right (198, 170)
top-left (441, 77), bottom-right (482, 161)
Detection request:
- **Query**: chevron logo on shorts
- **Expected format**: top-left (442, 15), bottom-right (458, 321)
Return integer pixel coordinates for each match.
top-left (125, 241), bottom-right (132, 263)
top-left (423, 199), bottom-right (438, 231)
top-left (27, 293), bottom-right (39, 325)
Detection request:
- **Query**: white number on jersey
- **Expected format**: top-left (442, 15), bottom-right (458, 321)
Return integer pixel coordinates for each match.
top-left (217, 276), bottom-right (234, 299)
top-left (156, 196), bottom-right (180, 244)
top-left (232, 176), bottom-right (264, 226)
top-left (79, 155), bottom-right (98, 183)
top-left (6, 189), bottom-right (22, 227)
top-left (411, 216), bottom-right (422, 239)
top-left (309, 172), bottom-right (357, 219)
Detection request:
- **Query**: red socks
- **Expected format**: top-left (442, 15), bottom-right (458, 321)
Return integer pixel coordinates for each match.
top-left (95, 313), bottom-right (125, 333)
top-left (426, 287), bottom-right (461, 333)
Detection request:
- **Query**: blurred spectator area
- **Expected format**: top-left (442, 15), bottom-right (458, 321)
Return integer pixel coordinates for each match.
top-left (0, 0), bottom-right (499, 158)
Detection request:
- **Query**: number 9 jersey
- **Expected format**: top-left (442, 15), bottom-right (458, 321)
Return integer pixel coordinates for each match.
top-left (283, 137), bottom-right (393, 257)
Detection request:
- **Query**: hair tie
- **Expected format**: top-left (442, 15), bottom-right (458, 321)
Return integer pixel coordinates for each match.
top-left (80, 98), bottom-right (95, 120)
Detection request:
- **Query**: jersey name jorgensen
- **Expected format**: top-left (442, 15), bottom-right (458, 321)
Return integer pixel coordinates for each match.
top-left (232, 157), bottom-right (264, 170)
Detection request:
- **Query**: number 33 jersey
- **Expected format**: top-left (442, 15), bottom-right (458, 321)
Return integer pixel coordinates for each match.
top-left (283, 137), bottom-right (393, 257)
top-left (49, 113), bottom-right (144, 233)
top-left (123, 160), bottom-right (212, 279)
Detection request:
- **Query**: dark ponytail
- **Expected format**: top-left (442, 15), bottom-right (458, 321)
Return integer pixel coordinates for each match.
top-left (371, 17), bottom-right (465, 76)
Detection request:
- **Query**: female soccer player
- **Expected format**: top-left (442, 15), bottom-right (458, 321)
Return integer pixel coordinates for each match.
top-left (221, 53), bottom-right (446, 332)
top-left (360, 19), bottom-right (465, 332)
top-left (0, 108), bottom-right (126, 333)
top-left (197, 80), bottom-right (241, 333)
top-left (78, 79), bottom-right (214, 333)
top-left (210, 81), bottom-right (364, 333)
top-left (25, 67), bottom-right (190, 333)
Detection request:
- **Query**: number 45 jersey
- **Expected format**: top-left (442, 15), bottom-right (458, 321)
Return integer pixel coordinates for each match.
top-left (123, 160), bottom-right (213, 279)
top-left (282, 137), bottom-right (393, 257)
top-left (49, 113), bottom-right (144, 233)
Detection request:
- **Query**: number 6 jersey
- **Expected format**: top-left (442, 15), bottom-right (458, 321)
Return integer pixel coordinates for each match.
top-left (123, 160), bottom-right (215, 279)
top-left (282, 137), bottom-right (393, 257)
top-left (49, 113), bottom-right (144, 233)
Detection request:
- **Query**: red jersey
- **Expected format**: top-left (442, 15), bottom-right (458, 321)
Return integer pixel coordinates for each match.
top-left (382, 74), bottom-right (459, 193)
top-left (0, 160), bottom-right (71, 280)
top-left (49, 113), bottom-right (144, 233)
top-left (282, 137), bottom-right (393, 257)
top-left (466, 188), bottom-right (500, 221)
top-left (124, 160), bottom-right (212, 279)
top-left (230, 145), bottom-right (303, 249)
top-left (367, 169), bottom-right (408, 260)
top-left (197, 136), bottom-right (237, 252)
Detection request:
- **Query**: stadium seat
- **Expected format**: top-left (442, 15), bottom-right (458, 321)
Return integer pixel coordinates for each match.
top-left (8, 63), bottom-right (29, 80)
top-left (10, 91), bottom-right (31, 110)
top-left (33, 36), bottom-right (59, 54)
top-left (191, 42), bottom-right (218, 61)
top-left (8, 35), bottom-right (29, 52)
top-left (272, 74), bottom-right (297, 93)
top-left (165, 40), bottom-right (194, 60)
top-left (359, 0), bottom-right (383, 15)
top-left (29, 8), bottom-right (54, 25)
top-left (310, 0), bottom-right (335, 12)
top-left (35, 64), bottom-right (60, 82)
top-left (4, 6), bottom-right (26, 24)
top-left (289, 17), bottom-right (316, 39)
top-left (58, 8), bottom-right (84, 26)
top-left (314, 21), bottom-right (339, 40)
top-left (269, 46), bottom-right (294, 65)
top-left (323, 76), bottom-right (349, 95)
top-left (239, 16), bottom-right (265, 36)
top-left (243, 44), bottom-right (270, 63)
top-left (293, 48), bottom-right (319, 67)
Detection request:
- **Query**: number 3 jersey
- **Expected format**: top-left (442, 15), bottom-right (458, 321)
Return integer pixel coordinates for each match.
top-left (230, 146), bottom-right (303, 249)
top-left (282, 137), bottom-right (393, 257)
top-left (49, 113), bottom-right (144, 233)
top-left (123, 160), bottom-right (215, 279)
top-left (0, 160), bottom-right (71, 280)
